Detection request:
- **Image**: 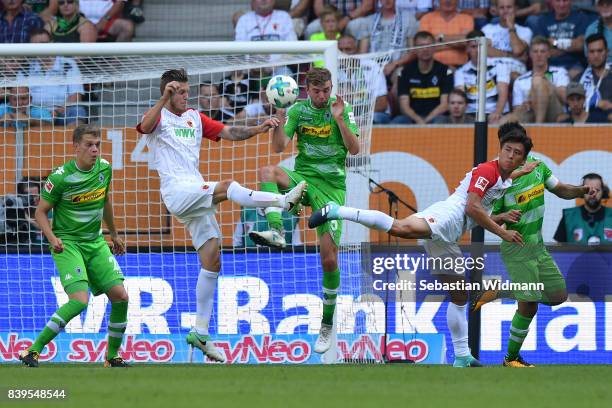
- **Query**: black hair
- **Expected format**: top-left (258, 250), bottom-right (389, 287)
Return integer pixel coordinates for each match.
top-left (499, 131), bottom-right (533, 158)
top-left (160, 69), bottom-right (188, 95)
top-left (585, 33), bottom-right (608, 50)
top-left (497, 121), bottom-right (527, 139)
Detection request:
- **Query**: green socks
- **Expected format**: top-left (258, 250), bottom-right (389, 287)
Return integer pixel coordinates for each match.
top-left (260, 182), bottom-right (283, 230)
top-left (30, 299), bottom-right (88, 353)
top-left (107, 301), bottom-right (128, 360)
top-left (322, 269), bottom-right (340, 326)
top-left (506, 311), bottom-right (532, 360)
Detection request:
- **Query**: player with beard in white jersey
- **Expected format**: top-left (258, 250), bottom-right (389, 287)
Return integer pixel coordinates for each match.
top-left (309, 125), bottom-right (538, 367)
top-left (136, 69), bottom-right (306, 363)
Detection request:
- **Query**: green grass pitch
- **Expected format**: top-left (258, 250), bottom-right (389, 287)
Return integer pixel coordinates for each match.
top-left (1, 364), bottom-right (610, 408)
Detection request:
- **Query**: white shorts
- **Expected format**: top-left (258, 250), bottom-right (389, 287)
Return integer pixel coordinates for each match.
top-left (162, 181), bottom-right (220, 250)
top-left (413, 200), bottom-right (466, 243)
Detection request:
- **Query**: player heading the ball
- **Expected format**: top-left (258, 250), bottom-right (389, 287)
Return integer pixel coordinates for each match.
top-left (136, 69), bottom-right (306, 363)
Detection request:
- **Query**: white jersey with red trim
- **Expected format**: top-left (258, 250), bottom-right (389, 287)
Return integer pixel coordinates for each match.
top-left (449, 159), bottom-right (513, 231)
top-left (136, 108), bottom-right (224, 192)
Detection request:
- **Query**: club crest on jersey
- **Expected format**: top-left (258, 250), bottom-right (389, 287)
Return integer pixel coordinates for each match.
top-left (474, 176), bottom-right (489, 192)
top-left (99, 173), bottom-right (105, 183)
top-left (186, 119), bottom-right (194, 128)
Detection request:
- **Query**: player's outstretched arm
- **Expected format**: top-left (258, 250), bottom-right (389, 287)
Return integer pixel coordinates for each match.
top-left (35, 198), bottom-right (63, 253)
top-left (465, 192), bottom-right (524, 245)
top-left (331, 96), bottom-right (359, 155)
top-left (550, 183), bottom-right (594, 200)
top-left (137, 81), bottom-right (178, 134)
top-left (220, 117), bottom-right (281, 142)
top-left (103, 198), bottom-right (125, 255)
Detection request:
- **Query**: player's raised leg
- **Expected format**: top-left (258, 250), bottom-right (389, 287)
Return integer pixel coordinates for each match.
top-left (309, 202), bottom-right (433, 239)
top-left (314, 232), bottom-right (340, 354)
top-left (248, 165), bottom-right (294, 248)
top-left (186, 237), bottom-right (226, 363)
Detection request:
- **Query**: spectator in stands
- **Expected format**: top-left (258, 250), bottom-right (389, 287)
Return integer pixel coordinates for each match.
top-left (24, 0), bottom-right (58, 23)
top-left (338, 34), bottom-right (391, 124)
top-left (310, 6), bottom-right (341, 67)
top-left (233, 208), bottom-right (302, 247)
top-left (420, 0), bottom-right (474, 67)
top-left (482, 0), bottom-right (532, 77)
top-left (0, 0), bottom-right (44, 43)
top-left (392, 31), bottom-right (453, 124)
top-left (46, 0), bottom-right (97, 43)
top-left (454, 30), bottom-right (510, 123)
top-left (358, 0), bottom-right (419, 77)
top-left (222, 71), bottom-right (251, 116)
top-left (509, 36), bottom-right (569, 123)
top-left (0, 86), bottom-right (53, 128)
top-left (199, 82), bottom-right (235, 123)
top-left (489, 0), bottom-right (545, 33)
top-left (233, 85), bottom-right (274, 126)
top-left (124, 0), bottom-right (144, 24)
top-left (305, 0), bottom-right (374, 39)
top-left (554, 173), bottom-right (612, 245)
top-left (18, 28), bottom-right (87, 125)
top-left (418, 0), bottom-right (489, 27)
top-left (79, 0), bottom-right (134, 42)
top-left (235, 0), bottom-right (297, 42)
top-left (289, 0), bottom-right (311, 38)
top-left (440, 89), bottom-right (474, 123)
top-left (557, 82), bottom-right (603, 122)
top-left (535, 0), bottom-right (593, 78)
top-left (580, 33), bottom-right (612, 121)
top-left (585, 0), bottom-right (612, 65)
top-left (1, 176), bottom-right (44, 245)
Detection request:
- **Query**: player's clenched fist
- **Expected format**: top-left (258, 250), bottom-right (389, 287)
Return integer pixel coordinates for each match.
top-left (259, 117), bottom-right (281, 132)
top-left (50, 236), bottom-right (64, 253)
top-left (163, 81), bottom-right (181, 99)
top-left (111, 234), bottom-right (126, 256)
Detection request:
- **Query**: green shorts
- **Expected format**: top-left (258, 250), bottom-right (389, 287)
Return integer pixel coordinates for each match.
top-left (280, 167), bottom-right (345, 245)
top-left (501, 244), bottom-right (566, 302)
top-left (51, 238), bottom-right (124, 296)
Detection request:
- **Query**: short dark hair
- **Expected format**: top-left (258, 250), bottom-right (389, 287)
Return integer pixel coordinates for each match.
top-left (29, 27), bottom-right (51, 39)
top-left (498, 121), bottom-right (527, 139)
top-left (160, 69), bottom-right (188, 95)
top-left (531, 35), bottom-right (550, 49)
top-left (414, 31), bottom-right (435, 43)
top-left (466, 29), bottom-right (484, 40)
top-left (306, 67), bottom-right (331, 87)
top-left (499, 130), bottom-right (533, 158)
top-left (73, 124), bottom-right (101, 144)
top-left (586, 33), bottom-right (608, 50)
top-left (200, 81), bottom-right (220, 93)
top-left (449, 89), bottom-right (468, 102)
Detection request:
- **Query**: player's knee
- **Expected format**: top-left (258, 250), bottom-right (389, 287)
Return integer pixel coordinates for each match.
top-left (116, 291), bottom-right (129, 303)
top-left (259, 165), bottom-right (276, 181)
top-left (321, 255), bottom-right (338, 272)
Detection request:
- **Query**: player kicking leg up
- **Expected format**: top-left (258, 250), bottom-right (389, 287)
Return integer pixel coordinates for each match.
top-left (20, 125), bottom-right (130, 368)
top-left (248, 68), bottom-right (362, 354)
top-left (310, 126), bottom-right (538, 365)
top-left (136, 69), bottom-right (307, 362)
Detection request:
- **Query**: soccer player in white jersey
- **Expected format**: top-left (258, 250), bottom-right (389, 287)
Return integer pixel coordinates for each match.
top-left (309, 126), bottom-right (538, 367)
top-left (136, 69), bottom-right (306, 363)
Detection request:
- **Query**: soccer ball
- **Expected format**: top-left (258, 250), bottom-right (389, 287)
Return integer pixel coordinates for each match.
top-left (266, 75), bottom-right (299, 108)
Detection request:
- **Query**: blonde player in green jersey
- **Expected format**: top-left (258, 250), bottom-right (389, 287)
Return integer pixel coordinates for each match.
top-left (249, 67), bottom-right (360, 354)
top-left (19, 125), bottom-right (130, 368)
top-left (471, 122), bottom-right (598, 368)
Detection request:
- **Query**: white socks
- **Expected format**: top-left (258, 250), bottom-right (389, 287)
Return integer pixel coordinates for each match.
top-left (195, 268), bottom-right (218, 336)
top-left (337, 206), bottom-right (394, 232)
top-left (447, 302), bottom-right (470, 358)
top-left (227, 181), bottom-right (284, 208)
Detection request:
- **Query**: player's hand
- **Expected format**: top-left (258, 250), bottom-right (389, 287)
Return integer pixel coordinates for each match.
top-left (259, 117), bottom-right (281, 132)
top-left (163, 81), bottom-right (180, 100)
top-left (501, 209), bottom-right (521, 224)
top-left (584, 185), bottom-right (598, 199)
top-left (513, 160), bottom-right (540, 178)
top-left (110, 234), bottom-right (126, 255)
top-left (502, 230), bottom-right (524, 246)
top-left (331, 95), bottom-right (346, 120)
top-left (488, 112), bottom-right (502, 124)
top-left (50, 236), bottom-right (64, 253)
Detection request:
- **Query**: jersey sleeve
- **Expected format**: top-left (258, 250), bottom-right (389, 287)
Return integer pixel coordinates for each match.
top-left (284, 104), bottom-right (300, 140)
top-left (200, 112), bottom-right (224, 142)
top-left (136, 111), bottom-right (161, 134)
top-left (343, 102), bottom-right (360, 137)
top-left (467, 163), bottom-right (498, 198)
top-left (539, 161), bottom-right (559, 190)
top-left (41, 169), bottom-right (64, 206)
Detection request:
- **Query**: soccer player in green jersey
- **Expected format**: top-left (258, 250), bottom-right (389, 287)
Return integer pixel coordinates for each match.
top-left (249, 67), bottom-right (360, 353)
top-left (19, 125), bottom-right (130, 368)
top-left (472, 122), bottom-right (598, 367)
